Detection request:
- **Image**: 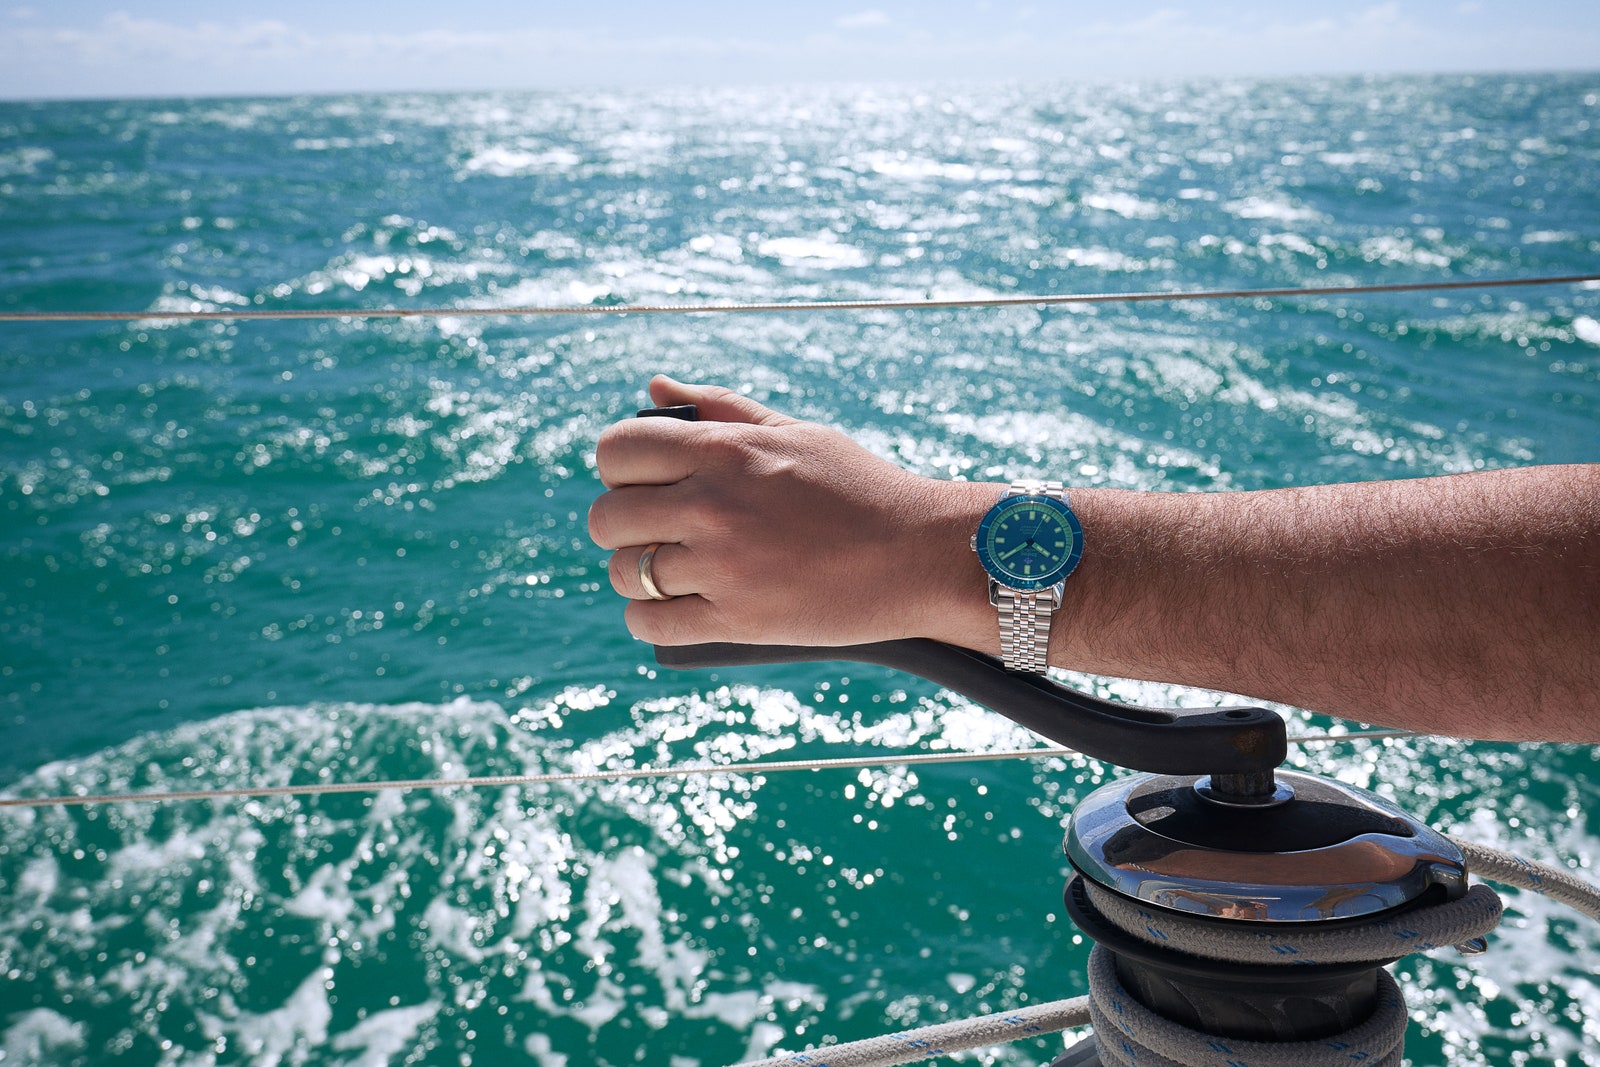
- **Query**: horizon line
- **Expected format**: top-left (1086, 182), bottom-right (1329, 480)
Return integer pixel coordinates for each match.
top-left (4, 65), bottom-right (1598, 107)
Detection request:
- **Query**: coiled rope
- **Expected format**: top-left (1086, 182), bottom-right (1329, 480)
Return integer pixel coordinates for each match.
top-left (1079, 943), bottom-right (1410, 1067)
top-left (732, 838), bottom-right (1600, 1067)
top-left (2, 273), bottom-right (1597, 323)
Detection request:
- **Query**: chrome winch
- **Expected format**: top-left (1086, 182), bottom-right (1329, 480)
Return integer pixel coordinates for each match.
top-left (659, 636), bottom-right (1477, 1064)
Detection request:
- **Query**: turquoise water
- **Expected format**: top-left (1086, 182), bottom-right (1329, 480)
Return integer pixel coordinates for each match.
top-left (2, 75), bottom-right (1599, 1065)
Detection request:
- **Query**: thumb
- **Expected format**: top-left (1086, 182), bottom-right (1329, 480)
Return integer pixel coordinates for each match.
top-left (647, 375), bottom-right (798, 427)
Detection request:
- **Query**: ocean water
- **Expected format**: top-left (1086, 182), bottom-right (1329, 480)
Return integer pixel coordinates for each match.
top-left (1, 74), bottom-right (1598, 1066)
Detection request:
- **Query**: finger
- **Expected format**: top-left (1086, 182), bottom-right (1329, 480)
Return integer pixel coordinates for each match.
top-left (588, 483), bottom-right (693, 549)
top-left (624, 594), bottom-right (727, 647)
top-left (595, 417), bottom-right (703, 489)
top-left (607, 541), bottom-right (690, 601)
top-left (648, 376), bottom-right (798, 427)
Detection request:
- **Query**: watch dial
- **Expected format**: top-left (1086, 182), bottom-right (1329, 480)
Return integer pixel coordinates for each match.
top-left (978, 496), bottom-right (1083, 590)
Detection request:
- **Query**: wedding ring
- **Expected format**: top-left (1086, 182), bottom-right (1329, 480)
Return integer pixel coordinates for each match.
top-left (638, 542), bottom-right (672, 601)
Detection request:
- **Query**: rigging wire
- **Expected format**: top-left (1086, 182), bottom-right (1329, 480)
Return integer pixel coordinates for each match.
top-left (2, 273), bottom-right (1597, 323)
top-left (0, 729), bottom-right (1417, 810)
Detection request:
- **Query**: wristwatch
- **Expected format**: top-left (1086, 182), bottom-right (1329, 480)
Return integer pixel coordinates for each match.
top-left (970, 480), bottom-right (1084, 673)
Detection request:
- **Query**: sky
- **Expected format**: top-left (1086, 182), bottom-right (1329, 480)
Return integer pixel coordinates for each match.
top-left (1, 1), bottom-right (1598, 101)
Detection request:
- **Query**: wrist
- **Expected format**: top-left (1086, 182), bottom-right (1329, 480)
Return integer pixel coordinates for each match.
top-left (901, 478), bottom-right (1012, 651)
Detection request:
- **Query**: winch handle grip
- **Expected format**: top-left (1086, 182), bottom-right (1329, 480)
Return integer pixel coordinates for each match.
top-left (654, 638), bottom-right (1286, 775)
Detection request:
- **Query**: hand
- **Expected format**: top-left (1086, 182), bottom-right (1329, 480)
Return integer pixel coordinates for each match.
top-left (588, 377), bottom-right (996, 648)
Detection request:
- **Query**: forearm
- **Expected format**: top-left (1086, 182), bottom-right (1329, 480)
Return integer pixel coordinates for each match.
top-left (927, 467), bottom-right (1600, 741)
top-left (594, 380), bottom-right (1599, 743)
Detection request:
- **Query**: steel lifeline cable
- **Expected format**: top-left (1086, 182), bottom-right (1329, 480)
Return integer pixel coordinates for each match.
top-left (0, 730), bottom-right (1417, 810)
top-left (1, 272), bottom-right (1597, 322)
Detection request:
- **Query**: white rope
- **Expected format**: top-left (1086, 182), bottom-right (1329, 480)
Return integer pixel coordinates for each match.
top-left (3, 274), bottom-right (1596, 323)
top-left (1448, 835), bottom-right (1600, 920)
top-left (732, 997), bottom-right (1093, 1067)
top-left (0, 729), bottom-right (1415, 810)
top-left (1080, 880), bottom-right (1506, 966)
top-left (1083, 947), bottom-right (1408, 1067)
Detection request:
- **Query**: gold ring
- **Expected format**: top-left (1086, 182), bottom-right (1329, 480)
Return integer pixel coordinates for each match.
top-left (638, 542), bottom-right (672, 600)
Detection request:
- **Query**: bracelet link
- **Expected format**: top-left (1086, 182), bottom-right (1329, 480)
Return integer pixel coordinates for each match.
top-left (996, 587), bottom-right (1056, 673)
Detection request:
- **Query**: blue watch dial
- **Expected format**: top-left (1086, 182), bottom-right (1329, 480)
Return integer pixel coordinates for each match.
top-left (975, 494), bottom-right (1083, 591)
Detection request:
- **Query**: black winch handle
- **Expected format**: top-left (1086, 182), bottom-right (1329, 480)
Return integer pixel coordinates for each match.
top-left (637, 403), bottom-right (700, 421)
top-left (655, 639), bottom-right (1285, 775)
top-left (633, 402), bottom-right (1285, 776)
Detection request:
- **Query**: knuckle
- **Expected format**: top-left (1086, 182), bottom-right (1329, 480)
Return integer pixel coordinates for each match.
top-left (627, 600), bottom-right (721, 647)
top-left (695, 425), bottom-right (742, 466)
top-left (683, 489), bottom-right (741, 540)
top-left (587, 498), bottom-right (617, 547)
top-left (678, 491), bottom-right (718, 531)
top-left (606, 550), bottom-right (631, 593)
top-left (625, 602), bottom-right (673, 645)
top-left (701, 425), bottom-right (771, 479)
top-left (593, 425), bottom-right (624, 477)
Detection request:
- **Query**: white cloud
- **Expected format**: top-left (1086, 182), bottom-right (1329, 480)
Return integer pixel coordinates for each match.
top-left (835, 10), bottom-right (892, 31)
top-left (0, 6), bottom-right (1596, 100)
top-left (0, 15), bottom-right (785, 97)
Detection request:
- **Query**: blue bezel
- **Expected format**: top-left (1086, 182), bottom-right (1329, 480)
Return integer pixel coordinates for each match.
top-left (974, 493), bottom-right (1084, 592)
